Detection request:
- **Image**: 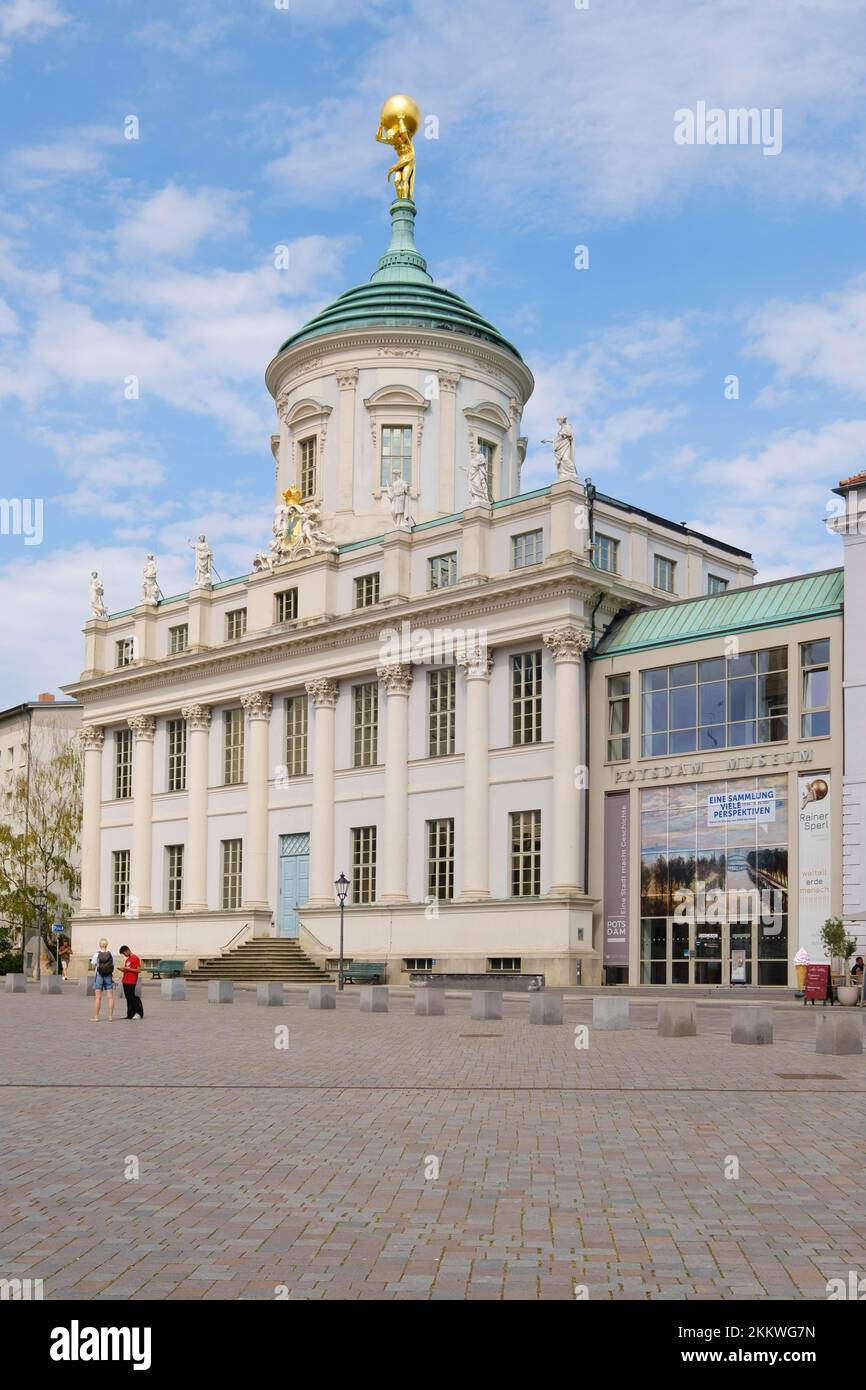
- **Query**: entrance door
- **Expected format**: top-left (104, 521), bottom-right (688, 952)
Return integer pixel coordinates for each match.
top-left (278, 833), bottom-right (310, 939)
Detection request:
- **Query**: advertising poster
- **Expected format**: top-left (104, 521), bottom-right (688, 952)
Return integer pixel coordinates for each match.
top-left (604, 792), bottom-right (629, 968)
top-left (798, 773), bottom-right (832, 965)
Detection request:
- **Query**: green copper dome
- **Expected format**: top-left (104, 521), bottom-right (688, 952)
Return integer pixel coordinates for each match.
top-left (278, 200), bottom-right (523, 361)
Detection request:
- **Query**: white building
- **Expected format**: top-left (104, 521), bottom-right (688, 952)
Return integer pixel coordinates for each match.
top-left (65, 197), bottom-right (758, 986)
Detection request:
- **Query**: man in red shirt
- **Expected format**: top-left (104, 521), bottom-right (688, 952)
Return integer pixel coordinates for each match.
top-left (119, 945), bottom-right (144, 1020)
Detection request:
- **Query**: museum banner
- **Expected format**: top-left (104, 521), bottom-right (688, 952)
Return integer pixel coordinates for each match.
top-left (604, 791), bottom-right (629, 968)
top-left (797, 773), bottom-right (832, 964)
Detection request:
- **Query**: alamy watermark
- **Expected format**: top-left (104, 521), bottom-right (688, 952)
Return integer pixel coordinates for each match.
top-left (674, 103), bottom-right (783, 157)
top-left (0, 498), bottom-right (42, 545)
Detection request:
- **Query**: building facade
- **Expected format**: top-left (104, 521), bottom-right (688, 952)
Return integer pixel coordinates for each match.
top-left (64, 198), bottom-right (760, 986)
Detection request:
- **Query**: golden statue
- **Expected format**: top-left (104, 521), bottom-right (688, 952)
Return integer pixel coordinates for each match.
top-left (376, 94), bottom-right (421, 202)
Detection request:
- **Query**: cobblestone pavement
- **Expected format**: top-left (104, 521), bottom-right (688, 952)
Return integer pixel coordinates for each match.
top-left (1, 985), bottom-right (864, 1301)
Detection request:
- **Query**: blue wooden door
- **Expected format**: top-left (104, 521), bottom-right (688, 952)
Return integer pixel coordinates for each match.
top-left (278, 834), bottom-right (310, 938)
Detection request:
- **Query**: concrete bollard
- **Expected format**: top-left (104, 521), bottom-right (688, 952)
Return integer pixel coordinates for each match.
top-left (731, 1003), bottom-right (774, 1045)
top-left (360, 985), bottom-right (389, 1013)
top-left (40, 976), bottom-right (64, 995)
top-left (530, 992), bottom-right (563, 1025)
top-left (4, 974), bottom-right (27, 993)
top-left (471, 990), bottom-right (503, 1021)
top-left (414, 987), bottom-right (445, 1016)
top-left (816, 1011), bottom-right (863, 1056)
top-left (592, 997), bottom-right (630, 1030)
top-left (308, 984), bottom-right (336, 1010)
top-left (657, 1000), bottom-right (697, 1037)
top-left (161, 978), bottom-right (186, 1002)
top-left (208, 981), bottom-right (234, 1004)
top-left (84, 977), bottom-right (96, 996)
top-left (257, 982), bottom-right (284, 1007)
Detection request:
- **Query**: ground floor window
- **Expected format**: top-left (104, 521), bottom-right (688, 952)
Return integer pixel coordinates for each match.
top-left (640, 775), bottom-right (788, 985)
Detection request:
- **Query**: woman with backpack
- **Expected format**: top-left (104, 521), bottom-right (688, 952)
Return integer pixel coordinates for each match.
top-left (90, 938), bottom-right (116, 1022)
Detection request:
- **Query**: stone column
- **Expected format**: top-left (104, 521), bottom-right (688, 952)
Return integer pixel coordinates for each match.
top-left (377, 663), bottom-right (413, 902)
top-left (306, 678), bottom-right (339, 906)
top-left (79, 725), bottom-right (104, 914)
top-left (240, 691), bottom-right (273, 910)
top-left (181, 704), bottom-right (211, 911)
top-left (543, 626), bottom-right (592, 894)
top-left (457, 644), bottom-right (494, 900)
top-left (437, 370), bottom-right (460, 513)
top-left (337, 369), bottom-right (358, 513)
top-left (128, 715), bottom-right (156, 914)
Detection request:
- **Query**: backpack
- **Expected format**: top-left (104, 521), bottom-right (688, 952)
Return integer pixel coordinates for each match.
top-left (96, 950), bottom-right (114, 978)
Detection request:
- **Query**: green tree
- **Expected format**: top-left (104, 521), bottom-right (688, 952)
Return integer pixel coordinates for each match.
top-left (0, 738), bottom-right (82, 963)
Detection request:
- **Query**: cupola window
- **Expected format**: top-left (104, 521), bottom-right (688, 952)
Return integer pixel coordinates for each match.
top-left (381, 425), bottom-right (413, 488)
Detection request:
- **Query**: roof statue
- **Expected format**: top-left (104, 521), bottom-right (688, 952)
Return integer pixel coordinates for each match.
top-left (376, 94), bottom-right (421, 203)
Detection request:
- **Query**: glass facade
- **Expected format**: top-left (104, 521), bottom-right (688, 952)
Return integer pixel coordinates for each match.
top-left (641, 647), bottom-right (788, 757)
top-left (639, 776), bottom-right (788, 986)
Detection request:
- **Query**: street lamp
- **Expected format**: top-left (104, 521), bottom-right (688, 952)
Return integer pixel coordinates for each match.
top-left (34, 888), bottom-right (47, 983)
top-left (334, 873), bottom-right (349, 992)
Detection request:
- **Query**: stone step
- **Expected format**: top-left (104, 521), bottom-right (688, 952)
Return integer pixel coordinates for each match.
top-left (184, 936), bottom-right (331, 984)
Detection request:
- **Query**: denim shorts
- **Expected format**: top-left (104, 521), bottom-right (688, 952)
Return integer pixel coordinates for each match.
top-left (93, 974), bottom-right (114, 990)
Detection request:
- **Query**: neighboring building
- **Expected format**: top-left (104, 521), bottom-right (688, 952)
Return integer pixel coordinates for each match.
top-left (0, 694), bottom-right (83, 972)
top-left (589, 572), bottom-right (844, 987)
top-left (831, 472), bottom-right (866, 947)
top-left (62, 195), bottom-right (756, 986)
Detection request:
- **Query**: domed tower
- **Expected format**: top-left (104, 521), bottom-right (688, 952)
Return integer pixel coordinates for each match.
top-left (265, 96), bottom-right (534, 546)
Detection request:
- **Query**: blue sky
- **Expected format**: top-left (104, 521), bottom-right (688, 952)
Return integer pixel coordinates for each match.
top-left (1, 0), bottom-right (865, 707)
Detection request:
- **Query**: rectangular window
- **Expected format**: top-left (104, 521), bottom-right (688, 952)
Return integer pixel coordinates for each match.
top-left (299, 436), bottom-right (317, 498)
top-left (510, 810), bottom-right (541, 897)
top-left (354, 572), bottom-right (380, 609)
top-left (114, 728), bottom-right (133, 800)
top-left (275, 588), bottom-right (298, 624)
top-left (477, 438), bottom-right (496, 500)
top-left (225, 608), bottom-right (247, 642)
top-left (166, 717), bottom-right (187, 792)
top-left (168, 624), bottom-right (188, 655)
top-left (607, 674), bottom-right (631, 761)
top-left (352, 682), bottom-right (379, 768)
top-left (381, 424), bottom-right (412, 487)
top-left (115, 637), bottom-right (135, 668)
top-left (653, 555), bottom-right (676, 593)
top-left (112, 849), bottom-right (130, 916)
top-left (223, 707), bottom-right (245, 785)
top-left (489, 957), bottom-right (521, 972)
top-left (594, 533), bottom-right (619, 574)
top-left (707, 574), bottom-right (729, 595)
top-left (426, 818), bottom-right (455, 901)
top-left (801, 638), bottom-right (830, 738)
top-left (429, 552), bottom-right (458, 590)
top-left (512, 651), bottom-right (543, 746)
top-left (284, 694), bottom-right (308, 777)
top-left (221, 839), bottom-right (243, 910)
top-left (511, 529), bottom-right (543, 569)
top-left (166, 844), bottom-right (184, 912)
top-left (640, 647), bottom-right (788, 757)
top-left (351, 826), bottom-right (377, 904)
top-left (404, 958), bottom-right (434, 972)
top-left (427, 668), bottom-right (456, 757)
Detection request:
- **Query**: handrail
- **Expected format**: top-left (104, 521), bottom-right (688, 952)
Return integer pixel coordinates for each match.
top-left (221, 921), bottom-right (252, 953)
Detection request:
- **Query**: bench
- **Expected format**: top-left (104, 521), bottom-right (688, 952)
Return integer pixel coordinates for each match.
top-left (340, 961), bottom-right (386, 984)
top-left (151, 960), bottom-right (186, 979)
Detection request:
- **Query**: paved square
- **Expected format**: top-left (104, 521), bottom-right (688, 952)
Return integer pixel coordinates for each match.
top-left (1, 985), bottom-right (864, 1300)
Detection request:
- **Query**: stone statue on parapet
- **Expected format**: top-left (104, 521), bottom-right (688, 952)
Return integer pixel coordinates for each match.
top-left (255, 488), bottom-right (338, 570)
top-left (188, 534), bottom-right (213, 588)
top-left (89, 570), bottom-right (108, 619)
top-left (542, 416), bottom-right (579, 481)
top-left (386, 473), bottom-right (414, 530)
top-left (142, 554), bottom-right (159, 605)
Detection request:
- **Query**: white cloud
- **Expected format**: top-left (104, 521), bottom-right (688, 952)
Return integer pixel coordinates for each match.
top-left (746, 275), bottom-right (866, 401)
top-left (115, 186), bottom-right (247, 261)
top-left (6, 126), bottom-right (120, 189)
top-left (0, 0), bottom-right (66, 42)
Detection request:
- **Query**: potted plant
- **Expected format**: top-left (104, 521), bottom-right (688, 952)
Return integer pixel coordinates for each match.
top-left (820, 917), bottom-right (859, 1005)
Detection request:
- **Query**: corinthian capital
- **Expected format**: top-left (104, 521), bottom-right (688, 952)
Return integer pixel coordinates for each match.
top-left (78, 725), bottom-right (104, 753)
top-left (128, 715), bottom-right (156, 741)
top-left (456, 642), bottom-right (494, 680)
top-left (305, 677), bottom-right (339, 709)
top-left (543, 625), bottom-right (592, 662)
top-left (376, 663), bottom-right (413, 696)
top-left (240, 691), bottom-right (273, 722)
top-left (337, 368), bottom-right (359, 390)
top-left (181, 703), bottom-right (212, 732)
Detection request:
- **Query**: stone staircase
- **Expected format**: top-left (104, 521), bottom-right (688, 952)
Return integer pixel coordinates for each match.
top-left (185, 937), bottom-right (332, 984)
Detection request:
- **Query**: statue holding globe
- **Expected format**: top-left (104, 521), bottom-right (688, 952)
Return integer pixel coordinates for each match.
top-left (376, 94), bottom-right (421, 202)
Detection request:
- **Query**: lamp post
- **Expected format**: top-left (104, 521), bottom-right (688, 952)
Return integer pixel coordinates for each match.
top-left (34, 888), bottom-right (47, 983)
top-left (334, 873), bottom-right (349, 991)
